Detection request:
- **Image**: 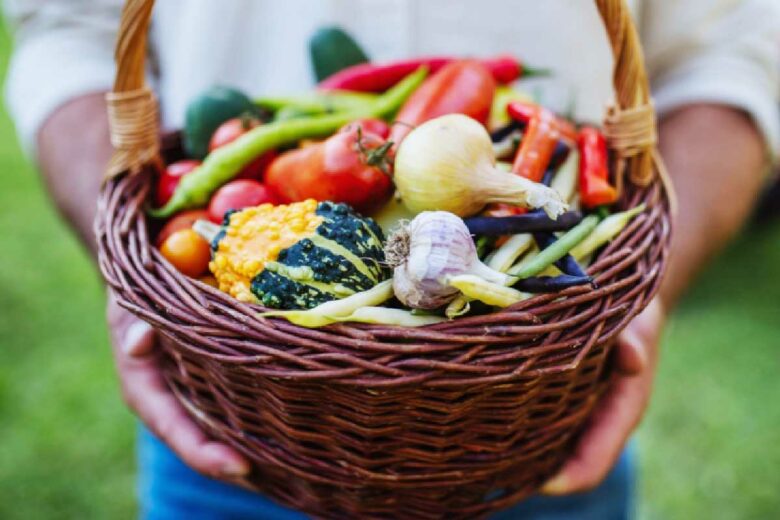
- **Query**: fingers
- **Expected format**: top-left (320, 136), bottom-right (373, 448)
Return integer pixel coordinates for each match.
top-left (122, 353), bottom-right (250, 478)
top-left (107, 293), bottom-right (250, 478)
top-left (540, 372), bottom-right (648, 495)
top-left (121, 320), bottom-right (156, 357)
top-left (615, 299), bottom-right (665, 376)
top-left (541, 299), bottom-right (665, 495)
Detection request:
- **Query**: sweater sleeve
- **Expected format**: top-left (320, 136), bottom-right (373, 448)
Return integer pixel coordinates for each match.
top-left (640, 0), bottom-right (780, 155)
top-left (3, 0), bottom-right (123, 153)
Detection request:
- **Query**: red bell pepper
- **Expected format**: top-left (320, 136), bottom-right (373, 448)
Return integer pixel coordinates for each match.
top-left (507, 102), bottom-right (577, 183)
top-left (577, 127), bottom-right (618, 208)
top-left (319, 55), bottom-right (545, 92)
top-left (265, 122), bottom-right (394, 215)
top-left (388, 60), bottom-right (496, 145)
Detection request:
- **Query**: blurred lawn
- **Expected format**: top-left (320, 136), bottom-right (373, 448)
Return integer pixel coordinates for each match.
top-left (0, 24), bottom-right (778, 520)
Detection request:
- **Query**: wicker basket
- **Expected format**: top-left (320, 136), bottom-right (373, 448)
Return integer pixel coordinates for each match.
top-left (96, 0), bottom-right (673, 517)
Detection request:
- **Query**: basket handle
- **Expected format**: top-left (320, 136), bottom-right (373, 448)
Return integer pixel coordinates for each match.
top-left (105, 0), bottom-right (657, 185)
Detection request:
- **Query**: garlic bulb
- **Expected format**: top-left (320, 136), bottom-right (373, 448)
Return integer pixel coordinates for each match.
top-left (386, 211), bottom-right (512, 309)
top-left (394, 114), bottom-right (568, 219)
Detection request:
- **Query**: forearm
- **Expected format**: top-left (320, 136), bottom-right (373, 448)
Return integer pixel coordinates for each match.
top-left (37, 93), bottom-right (113, 255)
top-left (657, 104), bottom-right (767, 308)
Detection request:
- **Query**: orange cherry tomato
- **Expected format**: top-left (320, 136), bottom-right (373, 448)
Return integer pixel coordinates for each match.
top-left (155, 209), bottom-right (211, 247)
top-left (159, 229), bottom-right (211, 278)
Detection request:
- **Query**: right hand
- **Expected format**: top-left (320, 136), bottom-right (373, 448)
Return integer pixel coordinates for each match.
top-left (107, 292), bottom-right (250, 479)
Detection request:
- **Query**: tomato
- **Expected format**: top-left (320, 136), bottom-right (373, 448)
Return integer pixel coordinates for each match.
top-left (156, 160), bottom-right (200, 207)
top-left (155, 209), bottom-right (211, 247)
top-left (340, 118), bottom-right (391, 139)
top-left (209, 117), bottom-right (277, 181)
top-left (207, 180), bottom-right (279, 223)
top-left (159, 229), bottom-right (211, 278)
top-left (265, 124), bottom-right (394, 215)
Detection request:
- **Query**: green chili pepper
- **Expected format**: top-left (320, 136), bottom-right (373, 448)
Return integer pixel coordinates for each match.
top-left (150, 67), bottom-right (429, 218)
top-left (508, 215), bottom-right (600, 279)
top-left (273, 104), bottom-right (329, 122)
top-left (256, 91), bottom-right (379, 114)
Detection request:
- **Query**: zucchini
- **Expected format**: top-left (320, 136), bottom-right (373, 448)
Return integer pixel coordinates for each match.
top-left (183, 86), bottom-right (257, 159)
top-left (309, 26), bottom-right (370, 82)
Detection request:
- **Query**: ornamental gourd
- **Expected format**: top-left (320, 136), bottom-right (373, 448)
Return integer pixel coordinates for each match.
top-left (194, 199), bottom-right (389, 309)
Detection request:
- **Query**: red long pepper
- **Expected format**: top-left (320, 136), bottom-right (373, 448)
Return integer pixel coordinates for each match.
top-left (507, 102), bottom-right (577, 183)
top-left (577, 127), bottom-right (618, 208)
top-left (388, 60), bottom-right (496, 145)
top-left (319, 55), bottom-right (545, 92)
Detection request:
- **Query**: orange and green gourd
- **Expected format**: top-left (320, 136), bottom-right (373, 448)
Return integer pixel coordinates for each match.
top-left (195, 199), bottom-right (389, 309)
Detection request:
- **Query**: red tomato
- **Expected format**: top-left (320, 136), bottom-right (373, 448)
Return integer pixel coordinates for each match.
top-left (208, 180), bottom-right (279, 223)
top-left (265, 125), bottom-right (394, 215)
top-left (209, 117), bottom-right (277, 181)
top-left (340, 118), bottom-right (391, 139)
top-left (159, 229), bottom-right (211, 278)
top-left (155, 209), bottom-right (211, 247)
top-left (156, 160), bottom-right (200, 207)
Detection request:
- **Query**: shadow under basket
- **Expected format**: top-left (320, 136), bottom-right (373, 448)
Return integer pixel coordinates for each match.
top-left (97, 0), bottom-right (673, 518)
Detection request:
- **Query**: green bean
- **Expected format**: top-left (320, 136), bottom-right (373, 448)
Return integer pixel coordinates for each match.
top-left (508, 215), bottom-right (600, 279)
top-left (570, 205), bottom-right (645, 261)
top-left (150, 67), bottom-right (429, 218)
top-left (256, 91), bottom-right (378, 113)
top-left (261, 280), bottom-right (393, 328)
top-left (448, 274), bottom-right (529, 308)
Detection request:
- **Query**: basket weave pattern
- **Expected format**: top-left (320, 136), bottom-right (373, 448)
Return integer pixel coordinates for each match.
top-left (96, 1), bottom-right (672, 518)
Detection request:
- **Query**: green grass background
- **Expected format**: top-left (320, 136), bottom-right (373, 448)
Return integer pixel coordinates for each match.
top-left (0, 24), bottom-right (778, 520)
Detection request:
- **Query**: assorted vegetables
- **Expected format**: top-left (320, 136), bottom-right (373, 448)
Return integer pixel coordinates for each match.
top-left (319, 55), bottom-right (546, 92)
top-left (149, 39), bottom-right (645, 329)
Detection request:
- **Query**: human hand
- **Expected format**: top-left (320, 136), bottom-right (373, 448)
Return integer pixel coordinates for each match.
top-left (106, 292), bottom-right (250, 478)
top-left (541, 297), bottom-right (666, 495)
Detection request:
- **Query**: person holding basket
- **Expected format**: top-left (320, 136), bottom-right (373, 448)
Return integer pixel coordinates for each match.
top-left (4, 0), bottom-right (778, 518)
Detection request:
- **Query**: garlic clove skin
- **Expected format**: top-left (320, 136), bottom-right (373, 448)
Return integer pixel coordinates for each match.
top-left (389, 211), bottom-right (514, 310)
top-left (392, 211), bottom-right (475, 309)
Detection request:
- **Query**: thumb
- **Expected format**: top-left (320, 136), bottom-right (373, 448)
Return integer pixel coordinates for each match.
top-left (121, 319), bottom-right (156, 357)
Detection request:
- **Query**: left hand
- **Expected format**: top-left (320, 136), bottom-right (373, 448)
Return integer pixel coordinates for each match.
top-left (541, 297), bottom-right (666, 495)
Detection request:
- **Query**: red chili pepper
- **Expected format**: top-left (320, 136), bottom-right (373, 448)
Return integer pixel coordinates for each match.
top-left (388, 60), bottom-right (496, 145)
top-left (577, 127), bottom-right (618, 208)
top-left (507, 102), bottom-right (577, 183)
top-left (319, 55), bottom-right (544, 92)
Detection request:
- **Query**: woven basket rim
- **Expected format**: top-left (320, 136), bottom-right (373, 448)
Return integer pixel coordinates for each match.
top-left (97, 159), bottom-right (671, 386)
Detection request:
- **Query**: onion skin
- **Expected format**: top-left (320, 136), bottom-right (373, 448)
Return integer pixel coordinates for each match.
top-left (394, 114), bottom-right (567, 219)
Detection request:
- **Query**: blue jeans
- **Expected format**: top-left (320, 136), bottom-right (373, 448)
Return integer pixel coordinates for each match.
top-left (138, 428), bottom-right (634, 519)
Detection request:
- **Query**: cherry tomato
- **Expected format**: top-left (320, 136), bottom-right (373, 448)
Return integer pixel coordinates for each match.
top-left (207, 180), bottom-right (279, 223)
top-left (159, 229), bottom-right (211, 278)
top-left (209, 117), bottom-right (277, 181)
top-left (156, 160), bottom-right (200, 207)
top-left (155, 209), bottom-right (211, 247)
top-left (266, 124), bottom-right (394, 215)
top-left (340, 118), bottom-right (391, 139)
